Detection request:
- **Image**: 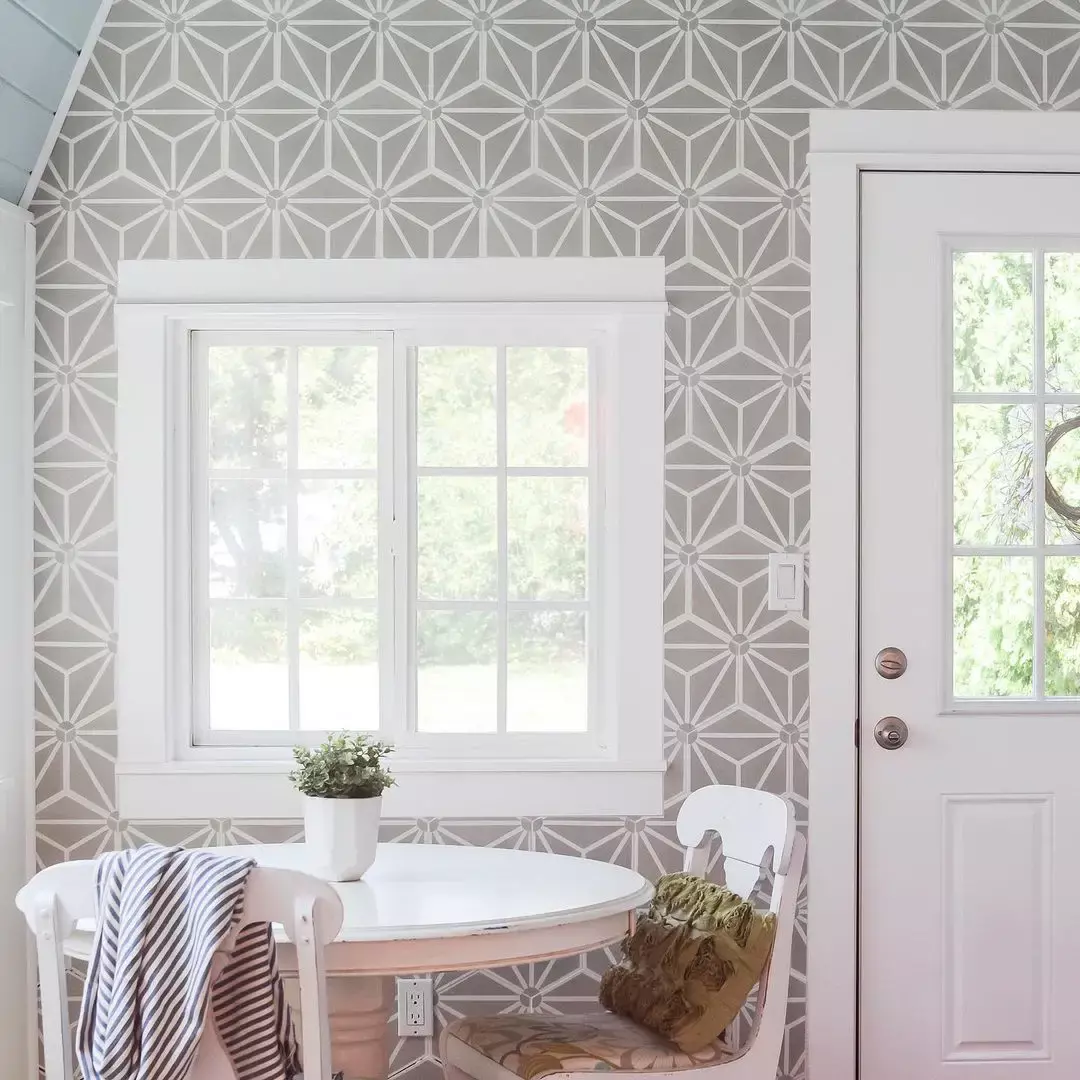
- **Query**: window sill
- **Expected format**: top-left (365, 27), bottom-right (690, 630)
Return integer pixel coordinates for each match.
top-left (114, 758), bottom-right (667, 819)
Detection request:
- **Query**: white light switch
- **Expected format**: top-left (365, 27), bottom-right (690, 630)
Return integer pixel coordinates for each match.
top-left (777, 563), bottom-right (797, 600)
top-left (768, 553), bottom-right (804, 612)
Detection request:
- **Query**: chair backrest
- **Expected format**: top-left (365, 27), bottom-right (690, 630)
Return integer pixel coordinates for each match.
top-left (15, 856), bottom-right (344, 1080)
top-left (675, 785), bottom-right (805, 1077)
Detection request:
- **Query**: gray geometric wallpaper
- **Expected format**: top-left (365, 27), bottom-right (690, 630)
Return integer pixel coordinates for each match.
top-left (29, 1), bottom-right (1080, 1078)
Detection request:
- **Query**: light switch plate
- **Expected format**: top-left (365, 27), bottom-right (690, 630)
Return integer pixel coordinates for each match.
top-left (767, 552), bottom-right (804, 612)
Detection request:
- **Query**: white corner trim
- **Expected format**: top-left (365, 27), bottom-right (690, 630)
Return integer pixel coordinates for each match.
top-left (806, 109), bottom-right (1080, 1080)
top-left (0, 205), bottom-right (36, 1079)
top-left (116, 257), bottom-right (668, 306)
top-left (20, 0), bottom-right (114, 209)
top-left (0, 201), bottom-right (32, 225)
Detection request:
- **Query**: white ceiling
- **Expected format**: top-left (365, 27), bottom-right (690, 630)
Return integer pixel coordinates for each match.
top-left (0, 0), bottom-right (108, 205)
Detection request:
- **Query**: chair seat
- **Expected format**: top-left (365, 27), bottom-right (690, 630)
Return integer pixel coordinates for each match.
top-left (444, 1012), bottom-right (731, 1080)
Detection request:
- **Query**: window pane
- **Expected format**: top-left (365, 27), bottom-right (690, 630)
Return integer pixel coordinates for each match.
top-left (299, 609), bottom-right (379, 730)
top-left (210, 605), bottom-right (288, 730)
top-left (507, 347), bottom-right (588, 467)
top-left (953, 556), bottom-right (1034, 698)
top-left (953, 404), bottom-right (1033, 545)
top-left (1045, 405), bottom-right (1080, 545)
top-left (1046, 557), bottom-right (1080, 697)
top-left (1045, 253), bottom-right (1080, 393)
top-left (298, 480), bottom-right (378, 599)
top-left (416, 610), bottom-right (497, 732)
top-left (417, 346), bottom-right (496, 466)
top-left (507, 611), bottom-right (587, 732)
top-left (952, 252), bottom-right (1034, 393)
top-left (417, 476), bottom-right (497, 600)
top-left (1045, 557), bottom-right (1080, 699)
top-left (508, 476), bottom-right (587, 600)
top-left (208, 345), bottom-right (288, 469)
top-left (209, 480), bottom-right (287, 598)
top-left (298, 345), bottom-right (378, 469)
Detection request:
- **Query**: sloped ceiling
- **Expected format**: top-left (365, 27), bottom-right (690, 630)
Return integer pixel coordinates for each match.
top-left (0, 0), bottom-right (108, 205)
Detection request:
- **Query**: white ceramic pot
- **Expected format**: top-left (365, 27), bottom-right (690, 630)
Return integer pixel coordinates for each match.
top-left (301, 794), bottom-right (382, 882)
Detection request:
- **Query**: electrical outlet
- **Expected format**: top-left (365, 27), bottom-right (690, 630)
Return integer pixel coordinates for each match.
top-left (396, 977), bottom-right (434, 1037)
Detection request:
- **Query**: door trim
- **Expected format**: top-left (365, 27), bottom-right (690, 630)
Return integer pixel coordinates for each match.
top-left (807, 110), bottom-right (1080, 1080)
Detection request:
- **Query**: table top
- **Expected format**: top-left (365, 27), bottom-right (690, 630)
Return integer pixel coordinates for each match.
top-left (212, 842), bottom-right (653, 943)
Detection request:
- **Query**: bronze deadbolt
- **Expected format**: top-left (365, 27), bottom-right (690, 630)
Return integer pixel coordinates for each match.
top-left (874, 647), bottom-right (907, 680)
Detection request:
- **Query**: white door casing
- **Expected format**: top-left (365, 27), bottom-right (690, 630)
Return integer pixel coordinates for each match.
top-left (0, 199), bottom-right (35, 1073)
top-left (808, 112), bottom-right (1080, 1080)
top-left (861, 170), bottom-right (1080, 1078)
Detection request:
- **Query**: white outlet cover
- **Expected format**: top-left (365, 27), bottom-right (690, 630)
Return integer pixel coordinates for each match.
top-left (396, 977), bottom-right (434, 1038)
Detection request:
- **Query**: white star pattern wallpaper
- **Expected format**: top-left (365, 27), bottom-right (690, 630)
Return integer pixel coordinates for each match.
top-left (29, 0), bottom-right (1080, 1077)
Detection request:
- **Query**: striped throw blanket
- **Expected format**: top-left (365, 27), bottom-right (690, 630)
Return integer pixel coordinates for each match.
top-left (76, 844), bottom-right (301, 1080)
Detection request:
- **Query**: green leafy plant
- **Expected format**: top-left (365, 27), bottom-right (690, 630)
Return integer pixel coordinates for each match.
top-left (289, 732), bottom-right (396, 799)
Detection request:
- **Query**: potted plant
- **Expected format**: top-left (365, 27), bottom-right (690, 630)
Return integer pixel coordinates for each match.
top-left (290, 732), bottom-right (396, 882)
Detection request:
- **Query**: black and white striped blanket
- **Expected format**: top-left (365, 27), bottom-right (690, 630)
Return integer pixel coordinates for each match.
top-left (75, 844), bottom-right (301, 1080)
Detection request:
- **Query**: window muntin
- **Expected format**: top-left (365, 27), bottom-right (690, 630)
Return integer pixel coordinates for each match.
top-left (192, 333), bottom-right (594, 744)
top-left (951, 249), bottom-right (1080, 701)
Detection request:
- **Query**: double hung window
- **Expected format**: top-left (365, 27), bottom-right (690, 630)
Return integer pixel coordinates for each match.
top-left (115, 259), bottom-right (665, 817)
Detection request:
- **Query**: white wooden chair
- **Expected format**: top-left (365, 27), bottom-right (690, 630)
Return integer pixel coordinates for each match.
top-left (441, 785), bottom-right (805, 1080)
top-left (16, 858), bottom-right (345, 1080)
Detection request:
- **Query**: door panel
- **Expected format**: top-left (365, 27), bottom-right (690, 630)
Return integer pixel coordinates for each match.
top-left (860, 172), bottom-right (1080, 1079)
top-left (941, 795), bottom-right (1051, 1061)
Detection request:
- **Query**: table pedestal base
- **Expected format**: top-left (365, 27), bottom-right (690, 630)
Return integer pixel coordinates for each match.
top-left (328, 975), bottom-right (395, 1080)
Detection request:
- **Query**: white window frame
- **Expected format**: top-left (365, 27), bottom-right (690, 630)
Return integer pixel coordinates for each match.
top-left (115, 257), bottom-right (667, 819)
top-left (808, 110), bottom-right (1080, 1080)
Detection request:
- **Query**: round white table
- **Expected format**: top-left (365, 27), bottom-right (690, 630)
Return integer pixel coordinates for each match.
top-left (75, 843), bottom-right (652, 1080)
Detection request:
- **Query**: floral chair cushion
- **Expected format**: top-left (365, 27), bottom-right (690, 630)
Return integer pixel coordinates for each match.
top-left (445, 1012), bottom-right (731, 1080)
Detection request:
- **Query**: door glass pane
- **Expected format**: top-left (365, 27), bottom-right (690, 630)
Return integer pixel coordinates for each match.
top-left (416, 346), bottom-right (497, 467)
top-left (416, 610), bottom-right (497, 732)
top-left (298, 345), bottom-right (378, 469)
top-left (952, 252), bottom-right (1034, 393)
top-left (1045, 557), bottom-right (1080, 697)
top-left (507, 611), bottom-right (587, 732)
top-left (1045, 404), bottom-right (1080, 546)
top-left (210, 604), bottom-right (289, 730)
top-left (299, 609), bottom-right (379, 730)
top-left (953, 556), bottom-right (1034, 698)
top-left (953, 404), bottom-right (1033, 545)
top-left (1045, 253), bottom-right (1080, 392)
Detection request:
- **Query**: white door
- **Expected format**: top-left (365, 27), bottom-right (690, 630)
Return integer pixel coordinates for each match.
top-left (861, 171), bottom-right (1080, 1079)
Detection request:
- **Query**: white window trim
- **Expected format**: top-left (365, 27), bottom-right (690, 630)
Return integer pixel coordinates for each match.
top-left (115, 257), bottom-right (668, 819)
top-left (808, 111), bottom-right (1080, 1080)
